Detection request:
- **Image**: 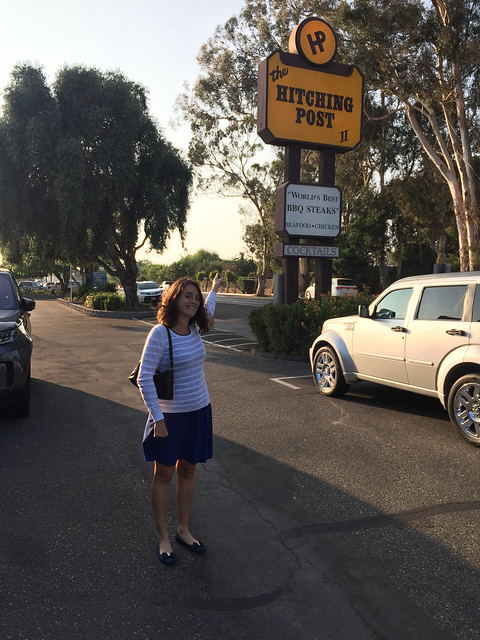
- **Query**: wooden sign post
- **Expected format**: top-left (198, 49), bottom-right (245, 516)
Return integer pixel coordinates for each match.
top-left (257, 17), bottom-right (363, 302)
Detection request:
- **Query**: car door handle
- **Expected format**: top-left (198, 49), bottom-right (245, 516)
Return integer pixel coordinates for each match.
top-left (391, 326), bottom-right (407, 332)
top-left (446, 329), bottom-right (465, 336)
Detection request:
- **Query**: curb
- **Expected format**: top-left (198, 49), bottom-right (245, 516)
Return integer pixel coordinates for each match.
top-left (56, 297), bottom-right (157, 319)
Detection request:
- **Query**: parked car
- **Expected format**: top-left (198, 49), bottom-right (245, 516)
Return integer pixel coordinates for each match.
top-left (305, 277), bottom-right (358, 298)
top-left (17, 280), bottom-right (42, 290)
top-left (0, 269), bottom-right (35, 417)
top-left (160, 280), bottom-right (174, 292)
top-left (136, 281), bottom-right (162, 304)
top-left (310, 271), bottom-right (480, 447)
top-left (43, 282), bottom-right (59, 291)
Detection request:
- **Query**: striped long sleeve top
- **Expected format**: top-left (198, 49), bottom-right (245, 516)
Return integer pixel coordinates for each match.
top-left (137, 291), bottom-right (216, 422)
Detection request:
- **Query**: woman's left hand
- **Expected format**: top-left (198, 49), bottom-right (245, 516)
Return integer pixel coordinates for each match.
top-left (153, 419), bottom-right (168, 438)
top-left (212, 272), bottom-right (225, 292)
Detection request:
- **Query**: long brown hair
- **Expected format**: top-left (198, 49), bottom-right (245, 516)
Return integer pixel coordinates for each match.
top-left (157, 278), bottom-right (211, 334)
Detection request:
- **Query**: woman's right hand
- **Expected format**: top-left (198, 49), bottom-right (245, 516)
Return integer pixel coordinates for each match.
top-left (212, 272), bottom-right (225, 293)
top-left (153, 419), bottom-right (168, 438)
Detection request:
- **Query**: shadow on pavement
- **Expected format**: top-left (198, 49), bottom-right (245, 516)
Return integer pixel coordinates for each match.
top-left (0, 379), bottom-right (476, 639)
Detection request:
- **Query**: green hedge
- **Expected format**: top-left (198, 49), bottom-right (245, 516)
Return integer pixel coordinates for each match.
top-left (18, 287), bottom-right (55, 297)
top-left (237, 277), bottom-right (256, 294)
top-left (249, 292), bottom-right (375, 357)
top-left (84, 292), bottom-right (125, 311)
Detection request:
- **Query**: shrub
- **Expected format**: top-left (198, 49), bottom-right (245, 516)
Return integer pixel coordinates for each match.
top-left (18, 287), bottom-right (53, 297)
top-left (84, 292), bottom-right (125, 311)
top-left (248, 306), bottom-right (271, 351)
top-left (249, 291), bottom-right (375, 357)
top-left (75, 281), bottom-right (116, 299)
top-left (75, 283), bottom-right (92, 298)
top-left (94, 282), bottom-right (117, 293)
top-left (224, 269), bottom-right (235, 291)
top-left (196, 271), bottom-right (207, 283)
top-left (238, 277), bottom-right (256, 294)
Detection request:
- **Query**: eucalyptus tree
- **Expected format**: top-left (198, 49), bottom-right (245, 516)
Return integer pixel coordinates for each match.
top-left (176, 8), bottom-right (289, 295)
top-left (0, 64), bottom-right (192, 308)
top-left (0, 67), bottom-right (59, 259)
top-left (178, 0), bottom-right (437, 294)
top-left (333, 0), bottom-right (480, 271)
top-left (260, 0), bottom-right (480, 273)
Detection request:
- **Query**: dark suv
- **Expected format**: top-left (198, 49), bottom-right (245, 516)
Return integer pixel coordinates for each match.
top-left (0, 269), bottom-right (35, 416)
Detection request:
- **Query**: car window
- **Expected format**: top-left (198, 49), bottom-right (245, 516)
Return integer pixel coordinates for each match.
top-left (473, 285), bottom-right (480, 322)
top-left (416, 285), bottom-right (467, 320)
top-left (0, 275), bottom-right (17, 310)
top-left (337, 278), bottom-right (355, 286)
top-left (137, 282), bottom-right (158, 290)
top-left (373, 288), bottom-right (413, 320)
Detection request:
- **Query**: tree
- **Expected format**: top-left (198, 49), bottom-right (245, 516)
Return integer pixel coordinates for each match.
top-left (138, 250), bottom-right (223, 284)
top-left (336, 0), bottom-right (480, 270)
top-left (389, 161), bottom-right (456, 269)
top-left (176, 11), bottom-right (285, 295)
top-left (255, 0), bottom-right (480, 275)
top-left (179, 0), bottom-right (479, 295)
top-left (0, 66), bottom-right (64, 273)
top-left (0, 64), bottom-right (192, 308)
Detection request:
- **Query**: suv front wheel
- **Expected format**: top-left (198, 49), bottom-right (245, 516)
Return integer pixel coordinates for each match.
top-left (313, 346), bottom-right (349, 397)
top-left (9, 366), bottom-right (31, 418)
top-left (448, 374), bottom-right (480, 446)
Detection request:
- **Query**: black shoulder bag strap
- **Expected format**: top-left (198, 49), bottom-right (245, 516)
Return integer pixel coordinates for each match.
top-left (165, 326), bottom-right (174, 371)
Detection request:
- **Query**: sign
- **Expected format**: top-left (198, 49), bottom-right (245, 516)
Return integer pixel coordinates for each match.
top-left (93, 271), bottom-right (107, 286)
top-left (276, 182), bottom-right (341, 238)
top-left (257, 50), bottom-right (363, 150)
top-left (275, 243), bottom-right (339, 258)
top-left (289, 17), bottom-right (337, 66)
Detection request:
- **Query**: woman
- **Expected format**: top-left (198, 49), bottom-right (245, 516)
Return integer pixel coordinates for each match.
top-left (137, 273), bottom-right (225, 565)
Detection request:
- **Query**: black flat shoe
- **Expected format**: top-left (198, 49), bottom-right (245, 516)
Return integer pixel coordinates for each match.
top-left (157, 544), bottom-right (176, 565)
top-left (175, 531), bottom-right (205, 553)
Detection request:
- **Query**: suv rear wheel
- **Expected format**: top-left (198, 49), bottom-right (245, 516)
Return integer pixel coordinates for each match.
top-left (313, 346), bottom-right (349, 397)
top-left (448, 374), bottom-right (480, 446)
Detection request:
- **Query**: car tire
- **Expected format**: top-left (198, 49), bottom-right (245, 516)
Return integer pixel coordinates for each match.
top-left (9, 367), bottom-right (31, 418)
top-left (448, 374), bottom-right (480, 446)
top-left (313, 346), bottom-right (349, 397)
top-left (305, 290), bottom-right (312, 299)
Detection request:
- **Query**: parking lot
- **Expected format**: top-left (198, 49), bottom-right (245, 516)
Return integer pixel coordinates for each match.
top-left (1, 299), bottom-right (480, 639)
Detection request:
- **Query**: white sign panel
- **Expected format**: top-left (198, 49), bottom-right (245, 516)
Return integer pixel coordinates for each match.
top-left (281, 183), bottom-right (341, 238)
top-left (277, 244), bottom-right (339, 258)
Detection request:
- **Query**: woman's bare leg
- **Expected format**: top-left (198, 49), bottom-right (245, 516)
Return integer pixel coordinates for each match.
top-left (176, 459), bottom-right (199, 544)
top-left (151, 461), bottom-right (175, 554)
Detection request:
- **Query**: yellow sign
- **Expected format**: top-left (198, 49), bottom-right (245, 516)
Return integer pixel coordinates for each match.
top-left (257, 50), bottom-right (363, 151)
top-left (289, 17), bottom-right (336, 66)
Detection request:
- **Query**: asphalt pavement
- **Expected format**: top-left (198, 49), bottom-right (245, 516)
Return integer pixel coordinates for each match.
top-left (1, 299), bottom-right (478, 640)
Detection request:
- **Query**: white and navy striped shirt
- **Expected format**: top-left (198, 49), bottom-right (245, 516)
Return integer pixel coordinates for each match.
top-left (137, 291), bottom-right (216, 422)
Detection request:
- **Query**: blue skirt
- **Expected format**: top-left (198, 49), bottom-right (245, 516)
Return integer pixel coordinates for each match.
top-left (142, 404), bottom-right (213, 465)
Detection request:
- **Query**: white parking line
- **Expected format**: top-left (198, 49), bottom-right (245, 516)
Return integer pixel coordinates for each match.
top-left (271, 375), bottom-right (312, 389)
top-left (201, 339), bottom-right (243, 352)
top-left (203, 328), bottom-right (258, 351)
top-left (132, 320), bottom-right (257, 352)
top-left (211, 337), bottom-right (252, 343)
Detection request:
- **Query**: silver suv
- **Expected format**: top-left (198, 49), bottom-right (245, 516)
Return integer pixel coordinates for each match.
top-left (310, 271), bottom-right (480, 447)
top-left (136, 281), bottom-right (162, 304)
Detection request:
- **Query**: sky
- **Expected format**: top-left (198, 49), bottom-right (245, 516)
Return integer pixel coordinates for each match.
top-left (0, 0), bottom-right (249, 265)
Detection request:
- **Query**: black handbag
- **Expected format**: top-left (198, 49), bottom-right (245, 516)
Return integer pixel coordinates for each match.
top-left (129, 326), bottom-right (174, 400)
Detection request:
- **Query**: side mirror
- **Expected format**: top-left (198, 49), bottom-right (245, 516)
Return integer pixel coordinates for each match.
top-left (358, 304), bottom-right (369, 318)
top-left (21, 298), bottom-right (36, 312)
